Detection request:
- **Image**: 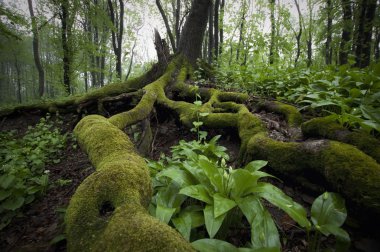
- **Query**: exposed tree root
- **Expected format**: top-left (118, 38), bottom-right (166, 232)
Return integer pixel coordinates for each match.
top-left (1, 57), bottom-right (379, 250)
top-left (62, 57), bottom-right (380, 250)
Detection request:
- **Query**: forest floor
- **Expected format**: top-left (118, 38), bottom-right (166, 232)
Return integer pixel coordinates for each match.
top-left (0, 100), bottom-right (380, 252)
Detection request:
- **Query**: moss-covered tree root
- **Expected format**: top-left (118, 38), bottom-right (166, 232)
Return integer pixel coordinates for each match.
top-left (66, 115), bottom-right (193, 251)
top-left (59, 57), bottom-right (380, 249)
top-left (302, 115), bottom-right (380, 163)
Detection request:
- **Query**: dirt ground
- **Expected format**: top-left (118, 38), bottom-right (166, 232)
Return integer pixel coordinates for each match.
top-left (0, 108), bottom-right (379, 252)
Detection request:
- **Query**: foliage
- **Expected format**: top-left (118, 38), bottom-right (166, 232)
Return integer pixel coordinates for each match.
top-left (212, 62), bottom-right (380, 134)
top-left (147, 135), bottom-right (310, 251)
top-left (309, 192), bottom-right (350, 252)
top-left (0, 115), bottom-right (67, 230)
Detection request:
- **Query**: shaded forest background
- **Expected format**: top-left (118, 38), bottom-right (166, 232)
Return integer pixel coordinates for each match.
top-left (0, 0), bottom-right (379, 107)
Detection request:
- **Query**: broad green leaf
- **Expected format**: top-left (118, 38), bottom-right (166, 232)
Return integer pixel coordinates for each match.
top-left (238, 196), bottom-right (280, 250)
top-left (244, 160), bottom-right (268, 172)
top-left (157, 167), bottom-right (195, 187)
top-left (311, 192), bottom-right (347, 228)
top-left (204, 205), bottom-right (226, 238)
top-left (193, 121), bottom-right (204, 128)
top-left (192, 239), bottom-right (238, 252)
top-left (155, 204), bottom-right (176, 224)
top-left (213, 193), bottom-right (237, 218)
top-left (230, 169), bottom-right (261, 199)
top-left (317, 224), bottom-right (350, 242)
top-left (0, 190), bottom-right (11, 200)
top-left (2, 196), bottom-right (24, 211)
top-left (0, 175), bottom-right (16, 189)
top-left (199, 157), bottom-right (224, 193)
top-left (172, 214), bottom-right (192, 241)
top-left (179, 184), bottom-right (212, 204)
top-left (253, 183), bottom-right (310, 229)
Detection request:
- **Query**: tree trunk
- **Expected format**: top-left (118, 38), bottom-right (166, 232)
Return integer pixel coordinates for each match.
top-left (339, 0), bottom-right (353, 65)
top-left (60, 1), bottom-right (72, 94)
top-left (108, 0), bottom-right (124, 79)
top-left (236, 0), bottom-right (247, 62)
top-left (354, 0), bottom-right (377, 68)
top-left (219, 0), bottom-right (225, 55)
top-left (307, 0), bottom-right (313, 67)
top-left (156, 0), bottom-right (177, 52)
top-left (214, 0), bottom-right (220, 60)
top-left (175, 0), bottom-right (181, 50)
top-left (178, 0), bottom-right (212, 65)
top-left (325, 0), bottom-right (333, 65)
top-left (269, 0), bottom-right (276, 65)
top-left (208, 1), bottom-right (214, 63)
top-left (294, 0), bottom-right (302, 67)
top-left (27, 0), bottom-right (45, 97)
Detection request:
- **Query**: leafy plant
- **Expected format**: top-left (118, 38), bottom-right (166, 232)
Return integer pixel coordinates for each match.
top-left (148, 135), bottom-right (311, 251)
top-left (308, 192), bottom-right (350, 252)
top-left (0, 115), bottom-right (67, 230)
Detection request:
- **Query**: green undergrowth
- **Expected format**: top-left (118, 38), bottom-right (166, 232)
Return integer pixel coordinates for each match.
top-left (203, 62), bottom-right (380, 135)
top-left (147, 133), bottom-right (350, 251)
top-left (0, 114), bottom-right (68, 230)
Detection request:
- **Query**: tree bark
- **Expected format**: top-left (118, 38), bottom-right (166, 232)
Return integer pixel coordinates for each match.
top-left (60, 0), bottom-right (72, 94)
top-left (156, 0), bottom-right (177, 52)
top-left (208, 1), bottom-right (214, 63)
top-left (325, 0), bottom-right (333, 65)
top-left (214, 0), bottom-right (220, 59)
top-left (339, 0), bottom-right (352, 65)
top-left (236, 0), bottom-right (247, 62)
top-left (307, 0), bottom-right (313, 67)
top-left (269, 0), bottom-right (276, 65)
top-left (219, 0), bottom-right (225, 55)
top-left (27, 0), bottom-right (45, 97)
top-left (294, 0), bottom-right (303, 67)
top-left (178, 0), bottom-right (212, 65)
top-left (354, 0), bottom-right (377, 68)
top-left (108, 0), bottom-right (124, 79)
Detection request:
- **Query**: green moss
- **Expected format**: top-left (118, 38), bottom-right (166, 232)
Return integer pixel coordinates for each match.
top-left (246, 134), bottom-right (380, 214)
top-left (67, 113), bottom-right (192, 251)
top-left (322, 141), bottom-right (380, 212)
top-left (302, 115), bottom-right (380, 163)
top-left (273, 101), bottom-right (303, 127)
top-left (217, 92), bottom-right (249, 103)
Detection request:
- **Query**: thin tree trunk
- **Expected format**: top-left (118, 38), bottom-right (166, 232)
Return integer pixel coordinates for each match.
top-left (269, 0), bottom-right (276, 65)
top-left (214, 0), bottom-right (220, 59)
top-left (27, 0), bottom-right (45, 97)
top-left (60, 1), bottom-right (71, 94)
top-left (307, 0), bottom-right (313, 67)
top-left (108, 0), bottom-right (124, 79)
top-left (325, 0), bottom-right (333, 65)
top-left (175, 0), bottom-right (181, 49)
top-left (208, 1), bottom-right (214, 63)
top-left (236, 0), bottom-right (247, 62)
top-left (156, 0), bottom-right (176, 52)
top-left (294, 0), bottom-right (302, 66)
top-left (339, 0), bottom-right (352, 65)
top-left (219, 0), bottom-right (225, 55)
top-left (125, 41), bottom-right (137, 81)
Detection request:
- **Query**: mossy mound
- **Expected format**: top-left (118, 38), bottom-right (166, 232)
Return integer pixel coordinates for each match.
top-left (247, 133), bottom-right (380, 214)
top-left (257, 101), bottom-right (303, 127)
top-left (302, 115), bottom-right (380, 163)
top-left (66, 115), bottom-right (192, 251)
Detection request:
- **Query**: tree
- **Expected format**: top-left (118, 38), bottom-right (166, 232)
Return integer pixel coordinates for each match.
top-left (353, 0), bottom-right (377, 68)
top-left (107, 0), bottom-right (124, 79)
top-left (269, 0), bottom-right (276, 65)
top-left (156, 0), bottom-right (176, 52)
top-left (325, 0), bottom-right (333, 65)
top-left (1, 0), bottom-right (380, 250)
top-left (293, 0), bottom-right (303, 66)
top-left (339, 0), bottom-right (353, 65)
top-left (27, 0), bottom-right (45, 97)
